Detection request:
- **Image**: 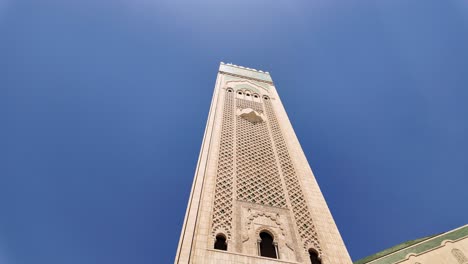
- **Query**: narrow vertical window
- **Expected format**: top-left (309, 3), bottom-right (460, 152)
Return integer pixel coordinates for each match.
top-left (214, 234), bottom-right (227, 251)
top-left (237, 90), bottom-right (244, 99)
top-left (259, 232), bottom-right (277, 258)
top-left (253, 94), bottom-right (260, 102)
top-left (245, 91), bottom-right (252, 101)
top-left (309, 249), bottom-right (321, 264)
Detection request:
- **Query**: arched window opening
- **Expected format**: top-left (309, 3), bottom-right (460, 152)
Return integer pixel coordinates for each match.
top-left (259, 232), bottom-right (277, 259)
top-left (254, 94), bottom-right (259, 98)
top-left (263, 95), bottom-right (269, 100)
top-left (227, 88), bottom-right (233, 93)
top-left (309, 249), bottom-right (321, 264)
top-left (238, 91), bottom-right (243, 95)
top-left (214, 234), bottom-right (227, 251)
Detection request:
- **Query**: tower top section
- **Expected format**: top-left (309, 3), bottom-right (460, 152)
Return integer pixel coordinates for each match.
top-left (219, 62), bottom-right (273, 83)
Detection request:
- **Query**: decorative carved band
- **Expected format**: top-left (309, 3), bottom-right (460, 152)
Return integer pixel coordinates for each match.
top-left (211, 90), bottom-right (235, 239)
top-left (264, 99), bottom-right (322, 253)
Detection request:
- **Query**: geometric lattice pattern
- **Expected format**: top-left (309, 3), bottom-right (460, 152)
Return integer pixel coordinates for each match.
top-left (211, 89), bottom-right (235, 239)
top-left (236, 95), bottom-right (263, 112)
top-left (236, 98), bottom-right (287, 208)
top-left (264, 98), bottom-right (322, 253)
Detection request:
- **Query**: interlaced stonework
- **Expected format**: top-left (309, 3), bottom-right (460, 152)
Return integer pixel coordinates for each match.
top-left (237, 96), bottom-right (263, 112)
top-left (211, 89), bottom-right (235, 239)
top-left (236, 98), bottom-right (287, 208)
top-left (264, 98), bottom-right (322, 253)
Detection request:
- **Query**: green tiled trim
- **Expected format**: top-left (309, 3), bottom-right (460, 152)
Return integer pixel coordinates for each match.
top-left (219, 64), bottom-right (273, 83)
top-left (355, 225), bottom-right (468, 264)
top-left (353, 236), bottom-right (435, 264)
top-left (224, 75), bottom-right (243, 82)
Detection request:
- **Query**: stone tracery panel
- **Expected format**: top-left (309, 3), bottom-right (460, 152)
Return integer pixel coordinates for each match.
top-left (264, 98), bottom-right (322, 253)
top-left (236, 98), bottom-right (287, 208)
top-left (211, 89), bottom-right (235, 239)
top-left (236, 94), bottom-right (263, 112)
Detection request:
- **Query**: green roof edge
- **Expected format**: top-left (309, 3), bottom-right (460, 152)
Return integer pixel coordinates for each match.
top-left (354, 225), bottom-right (468, 264)
top-left (353, 235), bottom-right (436, 264)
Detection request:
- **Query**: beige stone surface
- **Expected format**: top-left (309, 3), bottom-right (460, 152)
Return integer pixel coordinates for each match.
top-left (175, 63), bottom-right (352, 264)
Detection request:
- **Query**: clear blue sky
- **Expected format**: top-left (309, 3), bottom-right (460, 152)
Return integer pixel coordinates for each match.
top-left (2, 0), bottom-right (468, 263)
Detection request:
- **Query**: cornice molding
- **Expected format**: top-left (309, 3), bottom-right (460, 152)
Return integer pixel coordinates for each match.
top-left (220, 71), bottom-right (274, 84)
top-left (221, 62), bottom-right (270, 74)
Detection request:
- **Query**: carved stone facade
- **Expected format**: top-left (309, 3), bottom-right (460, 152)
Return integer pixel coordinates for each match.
top-left (452, 248), bottom-right (468, 264)
top-left (175, 63), bottom-right (352, 264)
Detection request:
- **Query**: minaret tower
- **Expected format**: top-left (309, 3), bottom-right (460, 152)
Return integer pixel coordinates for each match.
top-left (175, 63), bottom-right (352, 264)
